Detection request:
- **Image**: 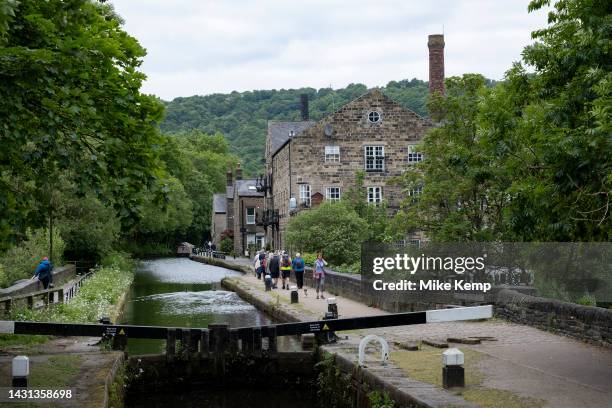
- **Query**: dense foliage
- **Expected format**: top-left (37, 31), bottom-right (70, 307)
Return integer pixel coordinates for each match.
top-left (0, 228), bottom-right (64, 288)
top-left (161, 80), bottom-right (431, 176)
top-left (0, 1), bottom-right (237, 270)
top-left (395, 0), bottom-right (611, 242)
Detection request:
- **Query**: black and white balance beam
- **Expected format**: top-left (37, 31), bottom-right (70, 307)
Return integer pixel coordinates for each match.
top-left (0, 305), bottom-right (493, 338)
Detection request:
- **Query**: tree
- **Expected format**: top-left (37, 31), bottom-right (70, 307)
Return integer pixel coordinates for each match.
top-left (0, 0), bottom-right (166, 250)
top-left (394, 74), bottom-right (510, 241)
top-left (285, 202), bottom-right (368, 266)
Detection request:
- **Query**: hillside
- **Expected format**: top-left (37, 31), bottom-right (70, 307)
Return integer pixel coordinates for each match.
top-left (160, 79), bottom-right (430, 176)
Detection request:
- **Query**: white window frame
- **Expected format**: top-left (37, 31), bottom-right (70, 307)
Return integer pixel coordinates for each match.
top-left (299, 184), bottom-right (311, 206)
top-left (407, 145), bottom-right (424, 164)
top-left (408, 186), bottom-right (423, 198)
top-left (367, 186), bottom-right (383, 205)
top-left (256, 234), bottom-right (265, 249)
top-left (365, 145), bottom-right (385, 171)
top-left (368, 111), bottom-right (381, 123)
top-left (246, 207), bottom-right (256, 224)
top-left (325, 145), bottom-right (340, 163)
top-left (247, 234), bottom-right (256, 245)
top-left (325, 187), bottom-right (341, 201)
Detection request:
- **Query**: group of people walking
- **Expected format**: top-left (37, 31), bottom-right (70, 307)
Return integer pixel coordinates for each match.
top-left (253, 251), bottom-right (328, 299)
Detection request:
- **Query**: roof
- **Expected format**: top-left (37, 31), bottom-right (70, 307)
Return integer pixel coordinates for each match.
top-left (213, 193), bottom-right (227, 213)
top-left (268, 121), bottom-right (316, 156)
top-left (235, 179), bottom-right (264, 197)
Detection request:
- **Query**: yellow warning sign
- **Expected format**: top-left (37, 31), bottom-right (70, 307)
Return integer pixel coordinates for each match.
top-left (119, 329), bottom-right (125, 335)
top-left (322, 324), bottom-right (330, 331)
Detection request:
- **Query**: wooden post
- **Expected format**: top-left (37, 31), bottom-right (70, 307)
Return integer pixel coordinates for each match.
top-left (43, 292), bottom-right (49, 307)
top-left (4, 299), bottom-right (11, 315)
top-left (27, 296), bottom-right (34, 309)
top-left (209, 324), bottom-right (229, 377)
top-left (166, 329), bottom-right (176, 363)
top-left (253, 327), bottom-right (262, 357)
top-left (268, 326), bottom-right (277, 354)
top-left (242, 328), bottom-right (254, 355)
top-left (200, 329), bottom-right (209, 359)
top-left (189, 329), bottom-right (200, 358)
top-left (229, 329), bottom-right (239, 354)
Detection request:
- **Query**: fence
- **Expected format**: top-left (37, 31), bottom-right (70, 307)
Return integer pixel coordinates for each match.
top-left (0, 271), bottom-right (94, 316)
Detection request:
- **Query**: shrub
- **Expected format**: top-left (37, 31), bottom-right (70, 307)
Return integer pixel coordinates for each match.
top-left (285, 202), bottom-right (368, 266)
top-left (220, 237), bottom-right (233, 253)
top-left (0, 228), bottom-right (65, 288)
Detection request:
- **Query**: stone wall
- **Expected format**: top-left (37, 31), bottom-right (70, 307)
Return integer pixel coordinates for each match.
top-left (0, 264), bottom-right (76, 298)
top-left (269, 89), bottom-right (431, 248)
top-left (495, 289), bottom-right (612, 347)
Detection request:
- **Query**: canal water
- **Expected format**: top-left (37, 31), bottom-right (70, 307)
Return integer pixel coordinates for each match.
top-left (121, 258), bottom-right (273, 355)
top-left (122, 258), bottom-right (315, 408)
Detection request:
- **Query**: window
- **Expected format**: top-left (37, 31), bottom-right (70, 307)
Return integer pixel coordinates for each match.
top-left (410, 239), bottom-right (421, 248)
top-left (325, 146), bottom-right (340, 162)
top-left (407, 145), bottom-right (424, 164)
top-left (299, 184), bottom-right (311, 206)
top-left (368, 111), bottom-right (381, 123)
top-left (246, 207), bottom-right (255, 224)
top-left (247, 234), bottom-right (256, 245)
top-left (365, 146), bottom-right (385, 171)
top-left (326, 187), bottom-right (341, 201)
top-left (367, 187), bottom-right (382, 204)
top-left (408, 186), bottom-right (423, 197)
top-left (256, 235), bottom-right (265, 249)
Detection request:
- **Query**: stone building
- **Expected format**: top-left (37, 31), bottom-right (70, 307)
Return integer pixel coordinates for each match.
top-left (260, 34), bottom-right (445, 249)
top-left (211, 164), bottom-right (266, 255)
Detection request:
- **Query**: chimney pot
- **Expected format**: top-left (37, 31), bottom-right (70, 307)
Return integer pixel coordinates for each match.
top-left (235, 163), bottom-right (243, 180)
top-left (428, 34), bottom-right (445, 95)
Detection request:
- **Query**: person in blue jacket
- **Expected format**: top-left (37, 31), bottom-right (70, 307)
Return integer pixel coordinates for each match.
top-left (32, 257), bottom-right (53, 289)
top-left (291, 253), bottom-right (307, 297)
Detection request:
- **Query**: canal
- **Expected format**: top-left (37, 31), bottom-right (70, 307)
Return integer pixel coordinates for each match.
top-left (122, 258), bottom-right (315, 408)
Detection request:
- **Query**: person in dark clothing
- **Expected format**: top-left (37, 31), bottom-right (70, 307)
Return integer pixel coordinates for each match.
top-left (280, 251), bottom-right (292, 290)
top-left (292, 253), bottom-right (307, 297)
top-left (267, 252), bottom-right (280, 289)
top-left (32, 257), bottom-right (53, 289)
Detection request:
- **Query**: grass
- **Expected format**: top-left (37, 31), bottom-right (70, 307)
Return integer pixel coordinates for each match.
top-left (0, 334), bottom-right (50, 351)
top-left (390, 345), bottom-right (545, 408)
top-left (28, 355), bottom-right (82, 388)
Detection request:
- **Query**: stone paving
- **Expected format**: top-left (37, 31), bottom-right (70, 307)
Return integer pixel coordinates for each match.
top-left (218, 256), bottom-right (612, 408)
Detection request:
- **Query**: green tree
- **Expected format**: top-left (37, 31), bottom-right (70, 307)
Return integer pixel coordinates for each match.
top-left (0, 0), bottom-right (165, 249)
top-left (285, 202), bottom-right (368, 266)
top-left (394, 74), bottom-right (509, 241)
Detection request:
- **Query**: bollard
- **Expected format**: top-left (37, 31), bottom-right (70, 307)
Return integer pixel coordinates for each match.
top-left (290, 285), bottom-right (299, 303)
top-left (442, 348), bottom-right (465, 388)
top-left (12, 356), bottom-right (29, 387)
top-left (327, 297), bottom-right (338, 318)
top-left (264, 274), bottom-right (272, 291)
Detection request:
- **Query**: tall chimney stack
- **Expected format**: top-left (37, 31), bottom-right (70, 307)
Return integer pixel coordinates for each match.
top-left (226, 168), bottom-right (233, 186)
top-left (235, 163), bottom-right (242, 180)
top-left (300, 94), bottom-right (309, 121)
top-left (428, 34), bottom-right (445, 95)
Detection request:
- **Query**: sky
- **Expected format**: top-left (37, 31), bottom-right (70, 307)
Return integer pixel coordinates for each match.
top-left (110, 1), bottom-right (550, 101)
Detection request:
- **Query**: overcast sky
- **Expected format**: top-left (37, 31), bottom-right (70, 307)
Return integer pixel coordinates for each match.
top-left (110, 1), bottom-right (549, 101)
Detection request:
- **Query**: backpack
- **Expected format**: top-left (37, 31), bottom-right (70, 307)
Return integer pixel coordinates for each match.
top-left (281, 254), bottom-right (290, 267)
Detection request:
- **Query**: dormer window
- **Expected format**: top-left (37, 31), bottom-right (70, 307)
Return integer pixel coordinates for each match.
top-left (368, 111), bottom-right (381, 124)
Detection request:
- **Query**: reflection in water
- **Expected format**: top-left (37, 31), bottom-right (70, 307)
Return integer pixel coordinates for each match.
top-left (122, 258), bottom-right (272, 355)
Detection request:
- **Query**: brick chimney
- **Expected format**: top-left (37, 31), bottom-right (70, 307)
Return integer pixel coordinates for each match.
top-left (428, 34), bottom-right (445, 95)
top-left (235, 163), bottom-right (242, 180)
top-left (300, 94), bottom-right (309, 121)
top-left (226, 168), bottom-right (233, 186)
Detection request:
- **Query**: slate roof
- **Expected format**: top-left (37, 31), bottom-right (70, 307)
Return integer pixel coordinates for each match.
top-left (213, 193), bottom-right (227, 213)
top-left (268, 121), bottom-right (316, 156)
top-left (235, 179), bottom-right (264, 197)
